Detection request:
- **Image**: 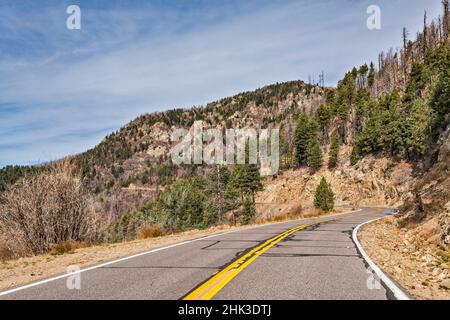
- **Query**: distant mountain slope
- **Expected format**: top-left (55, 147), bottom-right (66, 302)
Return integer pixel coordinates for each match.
top-left (72, 81), bottom-right (327, 216)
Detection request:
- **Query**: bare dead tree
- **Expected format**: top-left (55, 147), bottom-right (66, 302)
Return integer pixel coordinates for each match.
top-left (443, 0), bottom-right (450, 35)
top-left (403, 27), bottom-right (409, 50)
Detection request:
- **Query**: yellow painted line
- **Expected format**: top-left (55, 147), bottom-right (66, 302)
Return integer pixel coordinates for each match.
top-left (183, 209), bottom-right (382, 300)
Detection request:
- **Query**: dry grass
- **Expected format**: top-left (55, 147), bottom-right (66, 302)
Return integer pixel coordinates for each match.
top-left (137, 225), bottom-right (166, 239)
top-left (49, 241), bottom-right (92, 256)
top-left (256, 205), bottom-right (344, 224)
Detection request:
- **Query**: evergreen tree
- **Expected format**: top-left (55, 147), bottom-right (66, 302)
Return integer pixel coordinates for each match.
top-left (314, 178), bottom-right (335, 212)
top-left (328, 132), bottom-right (340, 169)
top-left (351, 67), bottom-right (358, 79)
top-left (294, 112), bottom-right (311, 166)
top-left (355, 88), bottom-right (371, 118)
top-left (295, 113), bottom-right (319, 166)
top-left (368, 62), bottom-right (376, 87)
top-left (0, 165), bottom-right (37, 194)
top-left (316, 104), bottom-right (332, 131)
top-left (241, 196), bottom-right (256, 225)
top-left (307, 137), bottom-right (323, 170)
top-left (358, 64), bottom-right (369, 87)
top-left (406, 100), bottom-right (431, 158)
top-left (430, 42), bottom-right (450, 135)
top-left (431, 71), bottom-right (450, 134)
top-left (140, 178), bottom-right (218, 233)
top-left (245, 164), bottom-right (264, 202)
top-left (335, 72), bottom-right (356, 120)
top-left (227, 164), bottom-right (263, 205)
top-left (350, 144), bottom-right (361, 166)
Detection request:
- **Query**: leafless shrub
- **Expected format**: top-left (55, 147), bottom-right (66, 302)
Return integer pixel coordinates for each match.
top-left (0, 160), bottom-right (92, 256)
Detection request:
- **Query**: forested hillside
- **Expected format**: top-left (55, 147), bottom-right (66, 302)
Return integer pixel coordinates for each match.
top-left (0, 2), bottom-right (449, 258)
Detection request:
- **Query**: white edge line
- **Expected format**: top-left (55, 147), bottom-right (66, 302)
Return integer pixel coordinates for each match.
top-left (0, 208), bottom-right (366, 298)
top-left (352, 216), bottom-right (412, 301)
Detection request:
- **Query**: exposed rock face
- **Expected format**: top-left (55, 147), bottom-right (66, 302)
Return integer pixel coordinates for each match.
top-left (256, 146), bottom-right (414, 220)
top-left (397, 123), bottom-right (450, 246)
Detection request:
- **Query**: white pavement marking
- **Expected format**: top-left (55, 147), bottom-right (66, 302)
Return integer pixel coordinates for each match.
top-left (352, 216), bottom-right (411, 301)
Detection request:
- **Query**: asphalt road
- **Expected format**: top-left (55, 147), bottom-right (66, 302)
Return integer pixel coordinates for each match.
top-left (0, 208), bottom-right (393, 300)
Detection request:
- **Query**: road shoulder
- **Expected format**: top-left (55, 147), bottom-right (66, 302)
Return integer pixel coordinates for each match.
top-left (358, 216), bottom-right (450, 300)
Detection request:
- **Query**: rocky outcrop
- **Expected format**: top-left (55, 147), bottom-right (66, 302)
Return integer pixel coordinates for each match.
top-left (397, 123), bottom-right (450, 245)
top-left (256, 146), bottom-right (414, 220)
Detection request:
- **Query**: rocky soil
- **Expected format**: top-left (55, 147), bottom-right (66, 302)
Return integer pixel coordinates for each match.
top-left (360, 124), bottom-right (450, 300)
top-left (360, 217), bottom-right (449, 300)
top-left (397, 124), bottom-right (450, 247)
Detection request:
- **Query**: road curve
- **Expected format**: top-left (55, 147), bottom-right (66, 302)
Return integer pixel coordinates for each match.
top-left (0, 208), bottom-right (393, 300)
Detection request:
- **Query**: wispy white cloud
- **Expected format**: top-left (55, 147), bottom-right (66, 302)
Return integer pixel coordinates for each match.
top-left (0, 0), bottom-right (443, 167)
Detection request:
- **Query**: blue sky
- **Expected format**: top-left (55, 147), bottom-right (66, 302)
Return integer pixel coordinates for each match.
top-left (0, 0), bottom-right (443, 168)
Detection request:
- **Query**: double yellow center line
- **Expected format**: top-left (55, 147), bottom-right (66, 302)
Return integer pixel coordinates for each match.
top-left (183, 209), bottom-right (381, 300)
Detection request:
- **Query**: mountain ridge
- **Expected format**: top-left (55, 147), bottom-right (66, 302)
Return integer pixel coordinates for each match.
top-left (1, 2), bottom-right (449, 246)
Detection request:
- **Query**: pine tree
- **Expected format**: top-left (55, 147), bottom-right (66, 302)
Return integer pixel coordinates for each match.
top-left (328, 132), bottom-right (340, 169)
top-left (350, 144), bottom-right (361, 166)
top-left (368, 62), bottom-right (376, 87)
top-left (405, 100), bottom-right (431, 158)
top-left (294, 113), bottom-right (312, 166)
top-left (430, 41), bottom-right (450, 135)
top-left (314, 178), bottom-right (335, 212)
top-left (307, 137), bottom-right (323, 170)
top-left (358, 64), bottom-right (369, 88)
top-left (227, 164), bottom-right (263, 205)
top-left (316, 104), bottom-right (332, 131)
top-left (241, 196), bottom-right (256, 225)
top-left (246, 164), bottom-right (264, 202)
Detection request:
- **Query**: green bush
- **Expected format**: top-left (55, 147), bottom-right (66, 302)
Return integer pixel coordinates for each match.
top-left (139, 178), bottom-right (218, 233)
top-left (314, 178), bottom-right (335, 212)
